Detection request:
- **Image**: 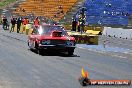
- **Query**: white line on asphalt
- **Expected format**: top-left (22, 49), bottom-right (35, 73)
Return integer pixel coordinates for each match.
top-left (77, 46), bottom-right (127, 59)
top-left (111, 54), bottom-right (127, 59)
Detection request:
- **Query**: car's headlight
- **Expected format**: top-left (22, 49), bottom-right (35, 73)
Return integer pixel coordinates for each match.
top-left (41, 40), bottom-right (51, 45)
top-left (66, 41), bottom-right (74, 46)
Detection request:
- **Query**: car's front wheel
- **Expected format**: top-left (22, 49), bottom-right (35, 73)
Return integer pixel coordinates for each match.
top-left (37, 49), bottom-right (46, 55)
top-left (68, 49), bottom-right (74, 56)
top-left (37, 49), bottom-right (43, 55)
top-left (28, 41), bottom-right (32, 50)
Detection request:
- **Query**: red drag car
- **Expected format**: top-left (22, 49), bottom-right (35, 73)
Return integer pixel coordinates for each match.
top-left (28, 24), bottom-right (76, 55)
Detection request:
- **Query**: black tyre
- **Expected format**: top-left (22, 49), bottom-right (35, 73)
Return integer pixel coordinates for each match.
top-left (34, 42), bottom-right (39, 54)
top-left (37, 49), bottom-right (45, 55)
top-left (34, 42), bottom-right (45, 55)
top-left (68, 50), bottom-right (74, 56)
top-left (28, 41), bottom-right (30, 46)
top-left (37, 49), bottom-right (41, 55)
top-left (28, 41), bottom-right (33, 50)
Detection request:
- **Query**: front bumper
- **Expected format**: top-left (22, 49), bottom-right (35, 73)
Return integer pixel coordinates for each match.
top-left (38, 44), bottom-right (76, 51)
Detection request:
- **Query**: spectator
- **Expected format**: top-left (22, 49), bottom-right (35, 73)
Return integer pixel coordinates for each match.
top-left (25, 23), bottom-right (30, 35)
top-left (22, 18), bottom-right (29, 33)
top-left (22, 9), bottom-right (25, 12)
top-left (10, 17), bottom-right (16, 33)
top-left (17, 17), bottom-right (22, 33)
top-left (58, 5), bottom-right (63, 9)
top-left (34, 17), bottom-right (40, 28)
top-left (2, 16), bottom-right (8, 30)
top-left (77, 21), bottom-right (80, 32)
top-left (72, 18), bottom-right (77, 31)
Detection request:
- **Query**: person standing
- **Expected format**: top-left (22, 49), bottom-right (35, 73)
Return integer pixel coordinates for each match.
top-left (77, 21), bottom-right (80, 32)
top-left (10, 17), bottom-right (16, 33)
top-left (22, 18), bottom-right (29, 33)
top-left (25, 22), bottom-right (30, 35)
top-left (17, 17), bottom-right (22, 33)
top-left (72, 18), bottom-right (77, 31)
top-left (34, 17), bottom-right (40, 28)
top-left (2, 16), bottom-right (8, 30)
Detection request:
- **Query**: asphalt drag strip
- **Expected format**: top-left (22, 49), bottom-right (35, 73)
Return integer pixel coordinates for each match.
top-left (0, 29), bottom-right (132, 88)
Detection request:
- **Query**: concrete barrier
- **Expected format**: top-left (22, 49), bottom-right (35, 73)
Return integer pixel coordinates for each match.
top-left (103, 27), bottom-right (132, 40)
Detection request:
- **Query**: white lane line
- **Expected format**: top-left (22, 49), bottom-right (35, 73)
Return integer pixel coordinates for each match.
top-left (111, 54), bottom-right (127, 59)
top-left (77, 46), bottom-right (127, 59)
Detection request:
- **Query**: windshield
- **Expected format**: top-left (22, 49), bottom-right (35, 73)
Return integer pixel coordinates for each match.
top-left (38, 25), bottom-right (68, 36)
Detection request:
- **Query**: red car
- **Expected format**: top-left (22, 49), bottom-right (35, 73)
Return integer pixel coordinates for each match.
top-left (28, 24), bottom-right (76, 55)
